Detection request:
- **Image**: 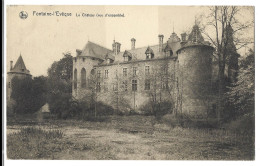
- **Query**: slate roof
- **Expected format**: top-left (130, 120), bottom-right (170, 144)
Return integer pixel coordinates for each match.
top-left (177, 24), bottom-right (214, 52)
top-left (9, 55), bottom-right (31, 75)
top-left (79, 41), bottom-right (113, 60)
top-left (77, 32), bottom-right (184, 65)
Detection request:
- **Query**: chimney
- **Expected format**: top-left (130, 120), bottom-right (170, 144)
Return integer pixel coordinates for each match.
top-left (112, 40), bottom-right (121, 55)
top-left (181, 33), bottom-right (187, 42)
top-left (10, 61), bottom-right (13, 71)
top-left (131, 38), bottom-right (136, 50)
top-left (158, 35), bottom-right (164, 52)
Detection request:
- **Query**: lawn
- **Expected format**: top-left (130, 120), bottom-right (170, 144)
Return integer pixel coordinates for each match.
top-left (6, 115), bottom-right (254, 160)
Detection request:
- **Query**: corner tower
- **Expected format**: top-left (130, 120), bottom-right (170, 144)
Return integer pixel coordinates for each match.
top-left (72, 41), bottom-right (113, 99)
top-left (7, 54), bottom-right (32, 114)
top-left (176, 24), bottom-right (214, 118)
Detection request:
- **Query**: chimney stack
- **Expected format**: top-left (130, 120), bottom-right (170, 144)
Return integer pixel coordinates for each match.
top-left (158, 35), bottom-right (164, 52)
top-left (112, 40), bottom-right (121, 55)
top-left (10, 61), bottom-right (13, 71)
top-left (181, 33), bottom-right (187, 42)
top-left (131, 38), bottom-right (136, 50)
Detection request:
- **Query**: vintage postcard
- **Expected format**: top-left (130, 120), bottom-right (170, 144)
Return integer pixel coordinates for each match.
top-left (4, 2), bottom-right (256, 164)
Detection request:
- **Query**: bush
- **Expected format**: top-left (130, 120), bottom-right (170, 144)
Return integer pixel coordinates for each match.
top-left (223, 113), bottom-right (255, 135)
top-left (78, 98), bottom-right (114, 121)
top-left (140, 101), bottom-right (173, 117)
top-left (48, 93), bottom-right (80, 119)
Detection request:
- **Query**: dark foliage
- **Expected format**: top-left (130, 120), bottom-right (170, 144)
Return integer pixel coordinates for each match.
top-left (140, 101), bottom-right (173, 117)
top-left (47, 52), bottom-right (74, 117)
top-left (11, 76), bottom-right (47, 114)
top-left (226, 49), bottom-right (255, 118)
top-left (78, 97), bottom-right (114, 121)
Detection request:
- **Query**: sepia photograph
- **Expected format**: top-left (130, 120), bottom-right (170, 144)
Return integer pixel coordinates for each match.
top-left (4, 3), bottom-right (255, 162)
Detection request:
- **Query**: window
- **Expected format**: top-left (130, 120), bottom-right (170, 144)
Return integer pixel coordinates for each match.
top-left (123, 68), bottom-right (127, 77)
top-left (91, 69), bottom-right (95, 75)
top-left (8, 82), bottom-right (11, 88)
top-left (133, 67), bottom-right (137, 76)
top-left (123, 80), bottom-right (128, 91)
top-left (97, 70), bottom-right (101, 78)
top-left (81, 68), bottom-right (86, 88)
top-left (145, 79), bottom-right (150, 90)
top-left (113, 83), bottom-right (118, 91)
top-left (105, 70), bottom-right (109, 78)
top-left (146, 53), bottom-right (154, 59)
top-left (146, 54), bottom-right (151, 59)
top-left (132, 80), bottom-right (137, 91)
top-left (74, 69), bottom-right (77, 89)
top-left (75, 58), bottom-right (77, 62)
top-left (145, 66), bottom-right (150, 75)
top-left (161, 80), bottom-right (169, 90)
top-left (83, 58), bottom-right (85, 62)
top-left (104, 82), bottom-right (108, 92)
top-left (124, 56), bottom-right (128, 62)
top-left (146, 53), bottom-right (151, 59)
top-left (97, 82), bottom-right (101, 92)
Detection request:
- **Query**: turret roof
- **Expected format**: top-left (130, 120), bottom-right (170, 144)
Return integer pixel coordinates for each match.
top-left (9, 55), bottom-right (31, 75)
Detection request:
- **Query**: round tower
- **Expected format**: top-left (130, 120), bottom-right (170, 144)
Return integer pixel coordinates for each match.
top-left (72, 41), bottom-right (111, 100)
top-left (7, 55), bottom-right (32, 114)
top-left (176, 25), bottom-right (214, 118)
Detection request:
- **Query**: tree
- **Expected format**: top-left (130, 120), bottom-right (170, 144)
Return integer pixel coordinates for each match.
top-left (11, 76), bottom-right (47, 114)
top-left (47, 52), bottom-right (74, 118)
top-left (202, 6), bottom-right (254, 121)
top-left (226, 49), bottom-right (254, 117)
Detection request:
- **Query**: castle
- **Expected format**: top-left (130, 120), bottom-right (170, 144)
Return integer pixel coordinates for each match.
top-left (7, 55), bottom-right (32, 113)
top-left (73, 24), bottom-right (237, 118)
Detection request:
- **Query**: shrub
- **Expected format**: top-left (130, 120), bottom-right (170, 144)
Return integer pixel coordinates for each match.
top-left (223, 113), bottom-right (255, 135)
top-left (78, 98), bottom-right (114, 120)
top-left (140, 101), bottom-right (173, 117)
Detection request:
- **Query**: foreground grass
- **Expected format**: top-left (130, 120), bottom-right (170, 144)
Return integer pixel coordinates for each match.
top-left (7, 115), bottom-right (255, 160)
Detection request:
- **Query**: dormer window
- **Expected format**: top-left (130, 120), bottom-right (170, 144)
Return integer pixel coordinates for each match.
top-left (124, 56), bottom-right (128, 62)
top-left (105, 53), bottom-right (115, 64)
top-left (145, 47), bottom-right (154, 59)
top-left (123, 50), bottom-right (132, 62)
top-left (146, 53), bottom-right (151, 59)
top-left (164, 42), bottom-right (173, 57)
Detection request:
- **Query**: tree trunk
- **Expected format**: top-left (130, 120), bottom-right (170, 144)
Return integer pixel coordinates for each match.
top-left (217, 59), bottom-right (225, 124)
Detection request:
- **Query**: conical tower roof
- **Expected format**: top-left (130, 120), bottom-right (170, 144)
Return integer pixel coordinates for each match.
top-left (13, 55), bottom-right (27, 71)
top-left (188, 24), bottom-right (204, 43)
top-left (9, 54), bottom-right (31, 75)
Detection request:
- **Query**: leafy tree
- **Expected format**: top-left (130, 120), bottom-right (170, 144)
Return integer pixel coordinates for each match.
top-left (11, 76), bottom-right (47, 114)
top-left (226, 49), bottom-right (254, 116)
top-left (202, 6), bottom-right (254, 121)
top-left (47, 52), bottom-right (75, 118)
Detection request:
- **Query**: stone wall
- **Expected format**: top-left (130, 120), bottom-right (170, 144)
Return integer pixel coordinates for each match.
top-left (177, 45), bottom-right (214, 118)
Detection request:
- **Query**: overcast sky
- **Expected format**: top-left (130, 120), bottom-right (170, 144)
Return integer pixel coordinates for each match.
top-left (6, 6), bottom-right (254, 76)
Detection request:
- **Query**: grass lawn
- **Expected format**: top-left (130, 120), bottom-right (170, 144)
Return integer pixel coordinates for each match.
top-left (6, 115), bottom-right (254, 160)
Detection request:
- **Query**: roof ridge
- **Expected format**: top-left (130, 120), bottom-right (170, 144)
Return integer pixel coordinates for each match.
top-left (87, 41), bottom-right (112, 52)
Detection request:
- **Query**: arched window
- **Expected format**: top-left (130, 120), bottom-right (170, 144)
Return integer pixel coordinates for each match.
top-left (81, 68), bottom-right (87, 88)
top-left (74, 69), bottom-right (77, 89)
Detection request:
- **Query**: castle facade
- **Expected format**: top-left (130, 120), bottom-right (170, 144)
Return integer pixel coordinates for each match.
top-left (72, 24), bottom-right (217, 117)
